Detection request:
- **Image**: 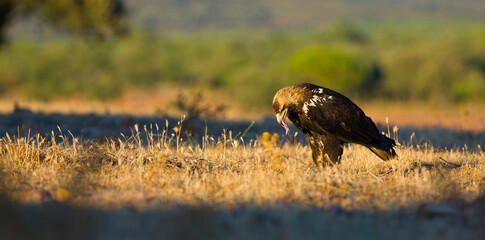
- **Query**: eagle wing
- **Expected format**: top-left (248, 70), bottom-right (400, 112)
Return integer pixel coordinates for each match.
top-left (298, 88), bottom-right (382, 145)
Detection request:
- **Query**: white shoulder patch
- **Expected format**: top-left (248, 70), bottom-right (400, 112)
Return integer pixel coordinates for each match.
top-left (308, 94), bottom-right (333, 106)
top-left (312, 88), bottom-right (325, 94)
top-left (303, 103), bottom-right (309, 114)
top-left (308, 95), bottom-right (319, 106)
top-left (304, 94), bottom-right (334, 116)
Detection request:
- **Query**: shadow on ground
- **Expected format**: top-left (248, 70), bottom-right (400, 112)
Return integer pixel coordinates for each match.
top-left (1, 109), bottom-right (484, 150)
top-left (0, 196), bottom-right (484, 240)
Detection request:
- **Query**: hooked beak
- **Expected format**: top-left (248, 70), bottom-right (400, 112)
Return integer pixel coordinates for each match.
top-left (276, 112), bottom-right (284, 125)
top-left (275, 109), bottom-right (290, 135)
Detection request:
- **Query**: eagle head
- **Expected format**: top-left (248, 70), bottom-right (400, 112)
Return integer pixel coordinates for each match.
top-left (273, 86), bottom-right (301, 135)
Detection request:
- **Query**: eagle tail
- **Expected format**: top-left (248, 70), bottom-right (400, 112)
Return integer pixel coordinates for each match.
top-left (367, 135), bottom-right (397, 161)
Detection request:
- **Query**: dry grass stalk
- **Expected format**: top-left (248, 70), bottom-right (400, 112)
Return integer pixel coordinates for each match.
top-left (0, 122), bottom-right (484, 210)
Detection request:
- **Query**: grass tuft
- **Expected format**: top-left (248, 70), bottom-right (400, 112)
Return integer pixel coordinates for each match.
top-left (0, 125), bottom-right (483, 211)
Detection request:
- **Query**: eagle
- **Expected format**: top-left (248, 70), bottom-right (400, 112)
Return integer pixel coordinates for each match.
top-left (273, 83), bottom-right (397, 169)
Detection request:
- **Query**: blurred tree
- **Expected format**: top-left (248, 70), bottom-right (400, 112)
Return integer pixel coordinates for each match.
top-left (287, 47), bottom-right (379, 96)
top-left (0, 0), bottom-right (127, 45)
top-left (0, 1), bottom-right (13, 44)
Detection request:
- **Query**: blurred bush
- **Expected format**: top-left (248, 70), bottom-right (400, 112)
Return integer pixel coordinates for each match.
top-left (377, 25), bottom-right (485, 102)
top-left (0, 0), bottom-right (126, 44)
top-left (287, 47), bottom-right (378, 95)
top-left (1, 22), bottom-right (485, 107)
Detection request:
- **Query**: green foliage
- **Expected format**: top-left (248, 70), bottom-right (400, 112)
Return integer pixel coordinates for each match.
top-left (1, 22), bottom-right (485, 107)
top-left (452, 70), bottom-right (485, 101)
top-left (0, 40), bottom-right (120, 100)
top-left (378, 26), bottom-right (485, 102)
top-left (380, 45), bottom-right (461, 101)
top-left (287, 47), bottom-right (375, 94)
top-left (0, 0), bottom-right (126, 44)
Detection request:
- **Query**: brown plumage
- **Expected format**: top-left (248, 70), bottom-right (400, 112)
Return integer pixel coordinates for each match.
top-left (273, 83), bottom-right (397, 169)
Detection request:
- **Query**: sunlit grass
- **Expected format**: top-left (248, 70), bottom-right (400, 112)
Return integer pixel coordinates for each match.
top-left (1, 122), bottom-right (483, 211)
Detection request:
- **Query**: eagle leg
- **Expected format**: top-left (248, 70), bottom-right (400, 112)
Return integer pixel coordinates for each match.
top-left (309, 134), bottom-right (343, 169)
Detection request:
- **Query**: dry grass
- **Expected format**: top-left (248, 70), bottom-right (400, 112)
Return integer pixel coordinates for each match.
top-left (1, 119), bottom-right (485, 239)
top-left (1, 121), bottom-right (484, 211)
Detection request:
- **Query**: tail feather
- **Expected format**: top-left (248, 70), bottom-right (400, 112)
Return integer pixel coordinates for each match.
top-left (367, 135), bottom-right (397, 161)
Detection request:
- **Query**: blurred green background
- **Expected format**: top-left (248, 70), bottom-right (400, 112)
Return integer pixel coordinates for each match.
top-left (1, 0), bottom-right (485, 109)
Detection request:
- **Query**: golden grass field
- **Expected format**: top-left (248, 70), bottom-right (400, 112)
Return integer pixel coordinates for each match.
top-left (1, 126), bottom-right (484, 209)
top-left (0, 96), bottom-right (484, 239)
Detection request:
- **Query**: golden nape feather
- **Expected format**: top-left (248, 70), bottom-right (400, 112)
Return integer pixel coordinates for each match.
top-left (273, 83), bottom-right (397, 168)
